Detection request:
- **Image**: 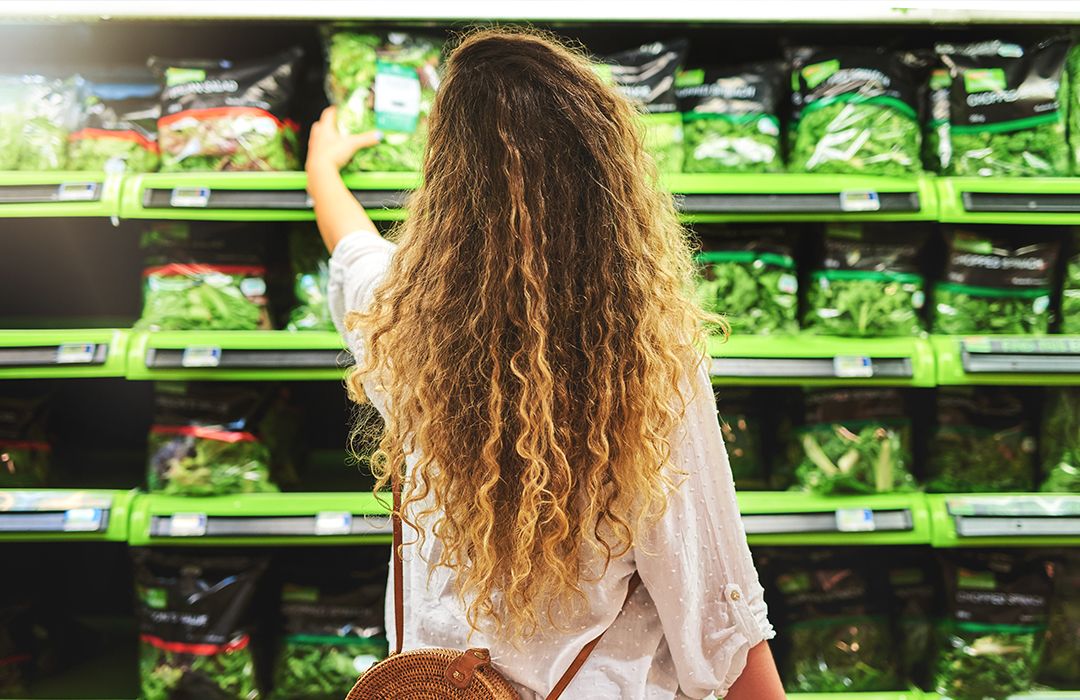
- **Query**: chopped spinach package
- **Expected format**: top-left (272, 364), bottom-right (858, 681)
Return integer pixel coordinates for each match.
top-left (675, 63), bottom-right (783, 173)
top-left (1060, 233), bottom-right (1080, 334)
top-left (0, 395), bottom-right (49, 488)
top-left (887, 554), bottom-right (937, 689)
top-left (68, 79), bottom-right (160, 172)
top-left (789, 48), bottom-right (923, 176)
top-left (694, 225), bottom-right (799, 335)
top-left (1038, 553), bottom-right (1080, 688)
top-left (151, 48), bottom-right (302, 171)
top-left (601, 40), bottom-right (688, 173)
top-left (326, 31), bottom-right (442, 173)
top-left (795, 389), bottom-right (916, 495)
top-left (147, 382), bottom-right (277, 496)
top-left (934, 550), bottom-right (1052, 700)
top-left (0, 74), bottom-right (83, 170)
top-left (937, 38), bottom-right (1070, 177)
top-left (716, 389), bottom-right (769, 490)
top-left (925, 68), bottom-right (952, 172)
top-left (134, 550), bottom-right (267, 700)
top-left (286, 227), bottom-right (334, 332)
top-left (933, 227), bottom-right (1058, 335)
top-left (928, 387), bottom-right (1035, 493)
top-left (1040, 388), bottom-right (1080, 493)
top-left (804, 223), bottom-right (927, 337)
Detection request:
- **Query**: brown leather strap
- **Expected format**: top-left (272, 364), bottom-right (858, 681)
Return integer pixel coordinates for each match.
top-left (445, 648), bottom-right (492, 688)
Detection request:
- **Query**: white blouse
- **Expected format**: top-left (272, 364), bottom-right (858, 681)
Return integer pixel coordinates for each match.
top-left (328, 231), bottom-right (774, 700)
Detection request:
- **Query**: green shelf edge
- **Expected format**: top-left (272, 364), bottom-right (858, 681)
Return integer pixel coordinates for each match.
top-left (0, 329), bottom-right (130, 379)
top-left (739, 492), bottom-right (933, 546)
top-left (927, 493), bottom-right (1080, 548)
top-left (119, 171), bottom-right (314, 222)
top-left (0, 171), bottom-right (122, 218)
top-left (0, 489), bottom-right (134, 543)
top-left (937, 176), bottom-right (1080, 225)
top-left (932, 335), bottom-right (1080, 386)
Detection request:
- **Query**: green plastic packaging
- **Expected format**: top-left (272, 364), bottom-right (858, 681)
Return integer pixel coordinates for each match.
top-left (286, 227), bottom-right (334, 332)
top-left (1040, 388), bottom-right (1080, 493)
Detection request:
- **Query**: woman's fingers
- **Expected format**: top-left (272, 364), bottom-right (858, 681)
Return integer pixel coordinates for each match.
top-left (347, 131), bottom-right (383, 150)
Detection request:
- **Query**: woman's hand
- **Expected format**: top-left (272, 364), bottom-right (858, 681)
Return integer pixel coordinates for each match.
top-left (306, 106), bottom-right (382, 173)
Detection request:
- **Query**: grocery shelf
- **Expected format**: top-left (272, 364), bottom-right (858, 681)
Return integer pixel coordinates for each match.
top-left (709, 335), bottom-right (936, 387)
top-left (928, 493), bottom-right (1080, 548)
top-left (933, 335), bottom-right (1080, 386)
top-left (738, 492), bottom-right (931, 546)
top-left (0, 489), bottom-right (133, 542)
top-left (0, 329), bottom-right (130, 379)
top-left (127, 491), bottom-right (392, 546)
top-left (937, 177), bottom-right (1080, 225)
top-left (124, 330), bottom-right (350, 381)
top-left (0, 171), bottom-right (122, 218)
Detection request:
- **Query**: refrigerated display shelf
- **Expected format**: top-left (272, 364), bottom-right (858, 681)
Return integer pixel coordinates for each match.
top-left (0, 329), bottom-right (130, 379)
top-left (933, 335), bottom-right (1080, 386)
top-left (938, 177), bottom-right (1080, 225)
top-left (738, 492), bottom-right (931, 546)
top-left (0, 489), bottom-right (133, 542)
top-left (929, 493), bottom-right (1080, 548)
top-left (0, 172), bottom-right (121, 219)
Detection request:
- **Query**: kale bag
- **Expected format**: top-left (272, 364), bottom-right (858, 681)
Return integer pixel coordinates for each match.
top-left (134, 550), bottom-right (267, 700)
top-left (147, 382), bottom-right (277, 496)
top-left (0, 74), bottom-right (83, 170)
top-left (601, 40), bottom-right (688, 173)
top-left (1038, 552), bottom-right (1080, 688)
top-left (1060, 232), bottom-right (1080, 334)
top-left (694, 225), bottom-right (798, 335)
top-left (675, 63), bottom-right (783, 173)
top-left (937, 39), bottom-right (1070, 177)
top-left (804, 223), bottom-right (927, 337)
top-left (151, 48), bottom-right (301, 172)
top-left (795, 388), bottom-right (916, 495)
top-left (789, 48), bottom-right (923, 176)
top-left (286, 227), bottom-right (334, 332)
top-left (933, 227), bottom-right (1058, 335)
top-left (1040, 388), bottom-right (1080, 493)
top-left (927, 387), bottom-right (1035, 493)
top-left (716, 389), bottom-right (769, 490)
top-left (934, 550), bottom-right (1052, 700)
top-left (69, 79), bottom-right (160, 172)
top-left (326, 31), bottom-right (442, 173)
top-left (0, 395), bottom-right (49, 488)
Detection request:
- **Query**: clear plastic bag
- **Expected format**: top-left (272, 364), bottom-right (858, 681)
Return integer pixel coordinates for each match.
top-left (0, 74), bottom-right (83, 170)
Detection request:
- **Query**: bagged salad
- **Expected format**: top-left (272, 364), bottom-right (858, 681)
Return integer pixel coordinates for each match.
top-left (0, 74), bottom-right (83, 170)
top-left (601, 40), bottom-right (688, 173)
top-left (1070, 44), bottom-right (1080, 174)
top-left (147, 382), bottom-right (277, 496)
top-left (694, 225), bottom-right (798, 335)
top-left (887, 553), bottom-right (937, 689)
top-left (1060, 232), bottom-right (1080, 334)
top-left (937, 38), bottom-right (1070, 177)
top-left (716, 389), bottom-right (769, 490)
top-left (804, 223), bottom-right (927, 337)
top-left (933, 227), bottom-right (1058, 335)
top-left (794, 388), bottom-right (916, 495)
top-left (1040, 388), bottom-right (1080, 493)
top-left (0, 395), bottom-right (49, 488)
top-left (924, 68), bottom-right (952, 172)
top-left (151, 48), bottom-right (302, 171)
top-left (788, 48), bottom-right (923, 176)
top-left (928, 387), bottom-right (1036, 493)
top-left (68, 78), bottom-right (160, 172)
top-left (934, 550), bottom-right (1052, 700)
top-left (286, 226), bottom-right (334, 332)
top-left (326, 31), bottom-right (442, 172)
top-left (134, 550), bottom-right (267, 700)
top-left (675, 63), bottom-right (783, 173)
top-left (1038, 552), bottom-right (1080, 688)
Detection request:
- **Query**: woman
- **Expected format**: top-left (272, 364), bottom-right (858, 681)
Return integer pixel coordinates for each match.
top-left (307, 29), bottom-right (784, 700)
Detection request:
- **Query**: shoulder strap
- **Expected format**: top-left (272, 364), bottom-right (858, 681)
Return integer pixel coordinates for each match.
top-left (390, 474), bottom-right (641, 698)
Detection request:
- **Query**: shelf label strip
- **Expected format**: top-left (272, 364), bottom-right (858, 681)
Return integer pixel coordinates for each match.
top-left (168, 512), bottom-right (208, 537)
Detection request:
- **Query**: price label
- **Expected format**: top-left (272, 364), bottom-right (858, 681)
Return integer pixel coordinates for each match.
top-left (58, 182), bottom-right (99, 201)
top-left (833, 355), bottom-right (873, 378)
top-left (315, 511), bottom-right (352, 536)
top-left (63, 508), bottom-right (104, 532)
top-left (836, 508), bottom-right (876, 532)
top-left (169, 513), bottom-right (207, 537)
top-left (56, 343), bottom-right (96, 364)
top-left (839, 190), bottom-right (881, 212)
top-left (170, 186), bottom-right (211, 208)
top-left (181, 346), bottom-right (221, 368)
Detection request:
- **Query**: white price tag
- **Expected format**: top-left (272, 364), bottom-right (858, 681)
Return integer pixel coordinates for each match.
top-left (62, 508), bottom-right (104, 532)
top-left (170, 186), bottom-right (211, 208)
top-left (56, 343), bottom-right (96, 364)
top-left (169, 513), bottom-right (207, 537)
top-left (181, 346), bottom-right (221, 368)
top-left (839, 190), bottom-right (881, 212)
top-left (58, 182), bottom-right (99, 201)
top-left (315, 511), bottom-right (352, 536)
top-left (835, 508), bottom-right (876, 532)
top-left (833, 355), bottom-right (873, 378)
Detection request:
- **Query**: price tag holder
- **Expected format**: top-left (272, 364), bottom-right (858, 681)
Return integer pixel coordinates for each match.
top-left (835, 508), bottom-right (876, 532)
top-left (315, 511), bottom-right (352, 536)
top-left (58, 182), bottom-right (99, 202)
top-left (56, 343), bottom-right (96, 364)
top-left (62, 508), bottom-right (104, 532)
top-left (181, 346), bottom-right (221, 368)
top-left (833, 355), bottom-right (873, 378)
top-left (839, 190), bottom-right (881, 212)
top-left (170, 187), bottom-right (211, 208)
top-left (169, 513), bottom-right (207, 537)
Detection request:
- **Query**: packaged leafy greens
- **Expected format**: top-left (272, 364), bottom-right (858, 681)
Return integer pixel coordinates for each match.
top-left (326, 31), bottom-right (442, 173)
top-left (934, 550), bottom-right (1052, 700)
top-left (146, 382), bottom-right (277, 496)
top-left (1038, 552), bottom-right (1080, 688)
top-left (804, 223), bottom-right (927, 337)
top-left (1060, 233), bottom-right (1080, 334)
top-left (928, 387), bottom-right (1035, 493)
top-left (1040, 388), bottom-right (1080, 493)
top-left (286, 227), bottom-right (334, 332)
top-left (134, 550), bottom-right (267, 700)
top-left (694, 225), bottom-right (798, 335)
top-left (716, 389), bottom-right (769, 490)
top-left (675, 63), bottom-right (783, 173)
top-left (887, 553), bottom-right (936, 689)
top-left (924, 68), bottom-right (952, 172)
top-left (601, 40), bottom-right (688, 173)
top-left (788, 48), bottom-right (923, 176)
top-left (794, 389), bottom-right (916, 495)
top-left (0, 395), bottom-right (49, 488)
top-left (0, 74), bottom-right (83, 170)
top-left (151, 48), bottom-right (302, 171)
top-left (1070, 44), bottom-right (1080, 174)
top-left (933, 227), bottom-right (1058, 335)
top-left (68, 79), bottom-right (160, 172)
top-left (937, 38), bottom-right (1070, 177)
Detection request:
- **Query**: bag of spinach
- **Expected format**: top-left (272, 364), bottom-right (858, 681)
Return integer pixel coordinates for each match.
top-left (1060, 232), bottom-right (1080, 334)
top-left (924, 68), bottom-right (952, 172)
top-left (601, 40), bottom-right (688, 173)
top-left (937, 38), bottom-right (1070, 177)
top-left (1038, 552), bottom-right (1080, 688)
top-left (0, 395), bottom-right (49, 488)
top-left (0, 74), bottom-right (83, 170)
top-left (147, 382), bottom-right (277, 496)
top-left (1040, 388), bottom-right (1080, 493)
top-left (933, 227), bottom-right (1058, 335)
top-left (788, 48), bottom-right (923, 176)
top-left (716, 389), bottom-right (770, 490)
top-left (887, 552), bottom-right (937, 689)
top-left (795, 389), bottom-right (916, 495)
top-left (69, 78), bottom-right (160, 172)
top-left (675, 63), bottom-right (783, 173)
top-left (695, 225), bottom-right (799, 335)
top-left (326, 31), bottom-right (442, 173)
top-left (804, 223), bottom-right (927, 337)
top-left (927, 387), bottom-right (1036, 493)
top-left (934, 550), bottom-right (1052, 700)
top-left (134, 550), bottom-right (267, 700)
top-left (286, 226), bottom-right (334, 332)
top-left (151, 48), bottom-right (302, 171)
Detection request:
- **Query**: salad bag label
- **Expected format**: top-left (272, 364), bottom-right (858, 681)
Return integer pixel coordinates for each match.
top-left (0, 74), bottom-right (83, 170)
top-left (788, 48), bottom-right (923, 176)
top-left (69, 80), bottom-right (160, 172)
top-left (0, 395), bottom-right (50, 488)
top-left (937, 39), bottom-right (1070, 177)
top-left (286, 226), bottom-right (334, 332)
top-left (1040, 388), bottom-right (1080, 493)
top-left (150, 47), bottom-right (302, 172)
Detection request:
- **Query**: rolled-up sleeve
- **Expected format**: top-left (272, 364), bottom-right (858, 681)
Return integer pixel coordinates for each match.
top-left (635, 359), bottom-right (774, 699)
top-left (327, 231), bottom-right (397, 355)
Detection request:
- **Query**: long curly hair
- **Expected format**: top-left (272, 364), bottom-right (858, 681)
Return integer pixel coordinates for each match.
top-left (348, 28), bottom-right (713, 639)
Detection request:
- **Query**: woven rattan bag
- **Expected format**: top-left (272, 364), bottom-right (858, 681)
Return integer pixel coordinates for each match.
top-left (345, 474), bottom-right (640, 699)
